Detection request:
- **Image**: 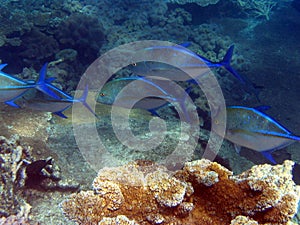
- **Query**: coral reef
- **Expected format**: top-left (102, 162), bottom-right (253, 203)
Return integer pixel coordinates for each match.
top-left (0, 204), bottom-right (32, 225)
top-left (167, 0), bottom-right (219, 7)
top-left (0, 132), bottom-right (78, 224)
top-left (233, 0), bottom-right (292, 20)
top-left (54, 13), bottom-right (105, 66)
top-left (61, 159), bottom-right (300, 225)
top-left (0, 135), bottom-right (33, 217)
top-left (235, 0), bottom-right (277, 20)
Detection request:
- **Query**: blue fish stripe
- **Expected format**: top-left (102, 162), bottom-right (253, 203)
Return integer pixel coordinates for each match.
top-left (228, 106), bottom-right (292, 134)
top-left (251, 129), bottom-right (300, 141)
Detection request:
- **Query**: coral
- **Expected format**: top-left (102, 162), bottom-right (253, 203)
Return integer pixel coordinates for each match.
top-left (0, 135), bottom-right (33, 217)
top-left (18, 28), bottom-right (59, 67)
top-left (0, 35), bottom-right (5, 47)
top-left (54, 13), bottom-right (105, 65)
top-left (54, 48), bottom-right (78, 62)
top-left (0, 215), bottom-right (31, 225)
top-left (233, 0), bottom-right (292, 20)
top-left (230, 215), bottom-right (259, 225)
top-left (167, 0), bottom-right (220, 7)
top-left (99, 215), bottom-right (139, 225)
top-left (61, 159), bottom-right (300, 225)
top-left (0, 132), bottom-right (74, 224)
top-left (0, 202), bottom-right (32, 225)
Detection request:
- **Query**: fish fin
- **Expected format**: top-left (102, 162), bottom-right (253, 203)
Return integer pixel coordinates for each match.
top-left (46, 77), bottom-right (56, 83)
top-left (234, 144), bottom-right (241, 154)
top-left (179, 42), bottom-right (191, 48)
top-left (149, 85), bottom-right (192, 122)
top-left (53, 111), bottom-right (68, 119)
top-left (187, 79), bottom-right (198, 85)
top-left (5, 99), bottom-right (20, 108)
top-left (36, 63), bottom-right (60, 99)
top-left (77, 85), bottom-right (99, 119)
top-left (220, 45), bottom-right (247, 84)
top-left (254, 105), bottom-right (271, 112)
top-left (220, 46), bottom-right (261, 102)
top-left (261, 151), bottom-right (277, 164)
top-left (0, 64), bottom-right (8, 70)
top-left (220, 45), bottom-right (234, 66)
top-left (148, 108), bottom-right (160, 117)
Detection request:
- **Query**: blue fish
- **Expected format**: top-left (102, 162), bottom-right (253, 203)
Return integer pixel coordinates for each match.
top-left (213, 106), bottom-right (300, 163)
top-left (129, 44), bottom-right (210, 82)
top-left (15, 84), bottom-right (97, 119)
top-left (0, 63), bottom-right (59, 108)
top-left (130, 44), bottom-right (246, 83)
top-left (14, 64), bottom-right (97, 119)
top-left (195, 46), bottom-right (260, 101)
top-left (97, 76), bottom-right (194, 121)
top-left (130, 44), bottom-right (260, 101)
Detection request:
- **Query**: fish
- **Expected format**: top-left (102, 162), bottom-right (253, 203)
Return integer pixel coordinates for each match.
top-left (97, 76), bottom-right (194, 121)
top-left (213, 106), bottom-right (300, 163)
top-left (195, 46), bottom-right (261, 101)
top-left (15, 84), bottom-right (97, 119)
top-left (130, 44), bottom-right (260, 101)
top-left (0, 63), bottom-right (59, 108)
top-left (129, 44), bottom-right (210, 82)
top-left (14, 64), bottom-right (98, 119)
top-left (130, 44), bottom-right (247, 83)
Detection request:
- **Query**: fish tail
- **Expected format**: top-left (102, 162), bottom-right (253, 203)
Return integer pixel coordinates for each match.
top-left (0, 64), bottom-right (8, 71)
top-left (36, 63), bottom-right (60, 99)
top-left (221, 45), bottom-right (261, 102)
top-left (78, 85), bottom-right (99, 119)
top-left (220, 45), bottom-right (247, 84)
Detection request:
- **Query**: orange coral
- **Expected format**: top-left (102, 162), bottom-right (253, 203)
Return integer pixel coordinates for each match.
top-left (61, 159), bottom-right (300, 225)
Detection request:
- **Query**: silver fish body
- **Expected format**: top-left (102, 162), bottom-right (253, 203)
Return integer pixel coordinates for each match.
top-left (97, 76), bottom-right (195, 121)
top-left (213, 106), bottom-right (300, 163)
top-left (225, 106), bottom-right (298, 152)
top-left (0, 64), bottom-right (35, 104)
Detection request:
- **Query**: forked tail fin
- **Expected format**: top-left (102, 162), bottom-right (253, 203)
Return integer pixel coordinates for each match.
top-left (77, 85), bottom-right (99, 119)
top-left (36, 63), bottom-right (60, 99)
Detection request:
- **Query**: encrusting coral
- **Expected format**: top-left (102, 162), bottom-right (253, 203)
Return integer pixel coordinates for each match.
top-left (61, 159), bottom-right (300, 225)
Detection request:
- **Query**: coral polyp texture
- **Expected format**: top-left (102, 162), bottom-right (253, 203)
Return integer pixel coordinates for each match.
top-left (61, 159), bottom-right (300, 225)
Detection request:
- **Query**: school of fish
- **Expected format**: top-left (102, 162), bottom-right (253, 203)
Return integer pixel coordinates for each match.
top-left (0, 63), bottom-right (97, 118)
top-left (1, 42), bottom-right (300, 163)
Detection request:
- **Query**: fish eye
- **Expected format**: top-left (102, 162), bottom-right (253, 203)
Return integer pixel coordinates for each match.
top-left (131, 62), bottom-right (137, 66)
top-left (100, 93), bottom-right (105, 97)
top-left (215, 120), bottom-right (219, 125)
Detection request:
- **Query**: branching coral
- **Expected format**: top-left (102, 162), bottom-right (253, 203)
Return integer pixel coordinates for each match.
top-left (233, 0), bottom-right (291, 20)
top-left (61, 159), bottom-right (300, 225)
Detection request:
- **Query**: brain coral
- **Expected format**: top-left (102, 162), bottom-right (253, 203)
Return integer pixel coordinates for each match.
top-left (61, 159), bottom-right (300, 225)
top-left (167, 0), bottom-right (219, 7)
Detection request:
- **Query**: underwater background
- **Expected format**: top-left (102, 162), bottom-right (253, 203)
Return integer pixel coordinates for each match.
top-left (0, 0), bottom-right (300, 224)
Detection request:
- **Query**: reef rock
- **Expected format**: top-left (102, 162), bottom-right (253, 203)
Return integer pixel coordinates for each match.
top-left (61, 159), bottom-right (300, 225)
top-left (0, 135), bottom-right (33, 217)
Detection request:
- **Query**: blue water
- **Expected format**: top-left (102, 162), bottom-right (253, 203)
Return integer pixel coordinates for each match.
top-left (0, 0), bottom-right (300, 223)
